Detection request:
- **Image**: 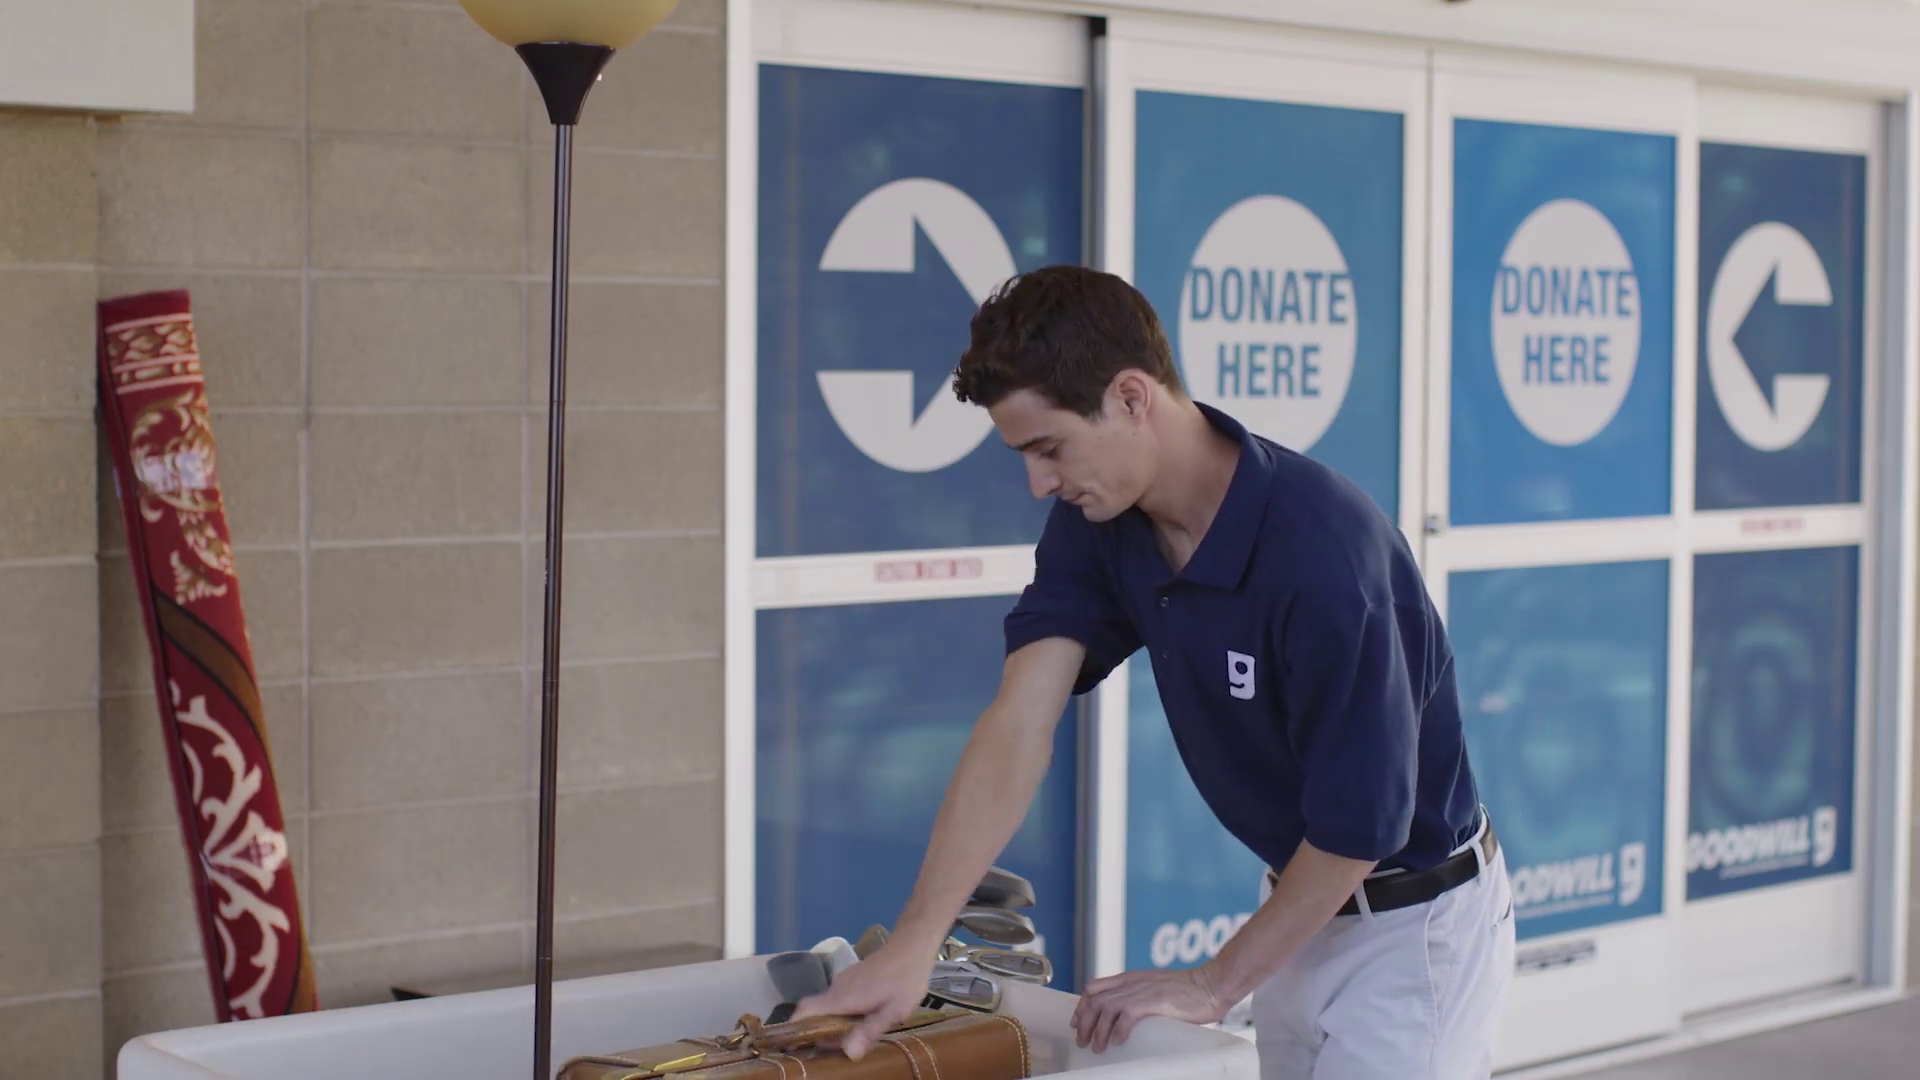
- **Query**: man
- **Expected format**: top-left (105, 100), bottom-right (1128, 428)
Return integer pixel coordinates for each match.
top-left (794, 265), bottom-right (1515, 1078)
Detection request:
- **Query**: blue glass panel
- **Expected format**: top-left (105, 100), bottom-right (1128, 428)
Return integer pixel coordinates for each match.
top-left (1134, 90), bottom-right (1404, 518)
top-left (1696, 143), bottom-right (1866, 509)
top-left (1123, 657), bottom-right (1268, 972)
top-left (756, 598), bottom-right (1079, 987)
top-left (755, 64), bottom-right (1082, 557)
top-left (1450, 119), bottom-right (1675, 525)
top-left (1688, 546), bottom-right (1859, 899)
top-left (1449, 560), bottom-right (1670, 939)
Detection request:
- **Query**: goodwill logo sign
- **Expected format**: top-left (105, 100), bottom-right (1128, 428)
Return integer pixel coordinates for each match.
top-left (1147, 911), bottom-right (1254, 969)
top-left (1136, 90), bottom-right (1404, 518)
top-left (1451, 119), bottom-right (1675, 526)
top-left (1686, 808), bottom-right (1839, 881)
top-left (1508, 843), bottom-right (1649, 919)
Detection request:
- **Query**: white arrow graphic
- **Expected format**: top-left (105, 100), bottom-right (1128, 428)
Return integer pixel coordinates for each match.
top-left (816, 178), bottom-right (1016, 473)
top-left (1706, 221), bottom-right (1833, 452)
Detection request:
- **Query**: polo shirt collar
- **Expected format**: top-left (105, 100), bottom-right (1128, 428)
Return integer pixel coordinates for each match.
top-left (1142, 402), bottom-right (1273, 591)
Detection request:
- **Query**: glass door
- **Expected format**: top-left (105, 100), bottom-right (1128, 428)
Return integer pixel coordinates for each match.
top-left (1679, 84), bottom-right (1879, 1016)
top-left (745, 0), bottom-right (1089, 986)
top-left (1424, 52), bottom-right (1694, 1070)
top-left (1092, 15), bottom-right (1428, 998)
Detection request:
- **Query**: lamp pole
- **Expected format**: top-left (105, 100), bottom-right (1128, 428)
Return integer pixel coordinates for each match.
top-left (524, 42), bottom-right (608, 1080)
top-left (457, 4), bottom-right (680, 1077)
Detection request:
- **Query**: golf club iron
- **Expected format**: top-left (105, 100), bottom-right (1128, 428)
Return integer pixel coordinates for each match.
top-left (961, 946), bottom-right (1052, 985)
top-left (764, 950), bottom-right (830, 1025)
top-left (923, 960), bottom-right (1003, 1013)
top-left (954, 904), bottom-right (1037, 948)
top-left (853, 924), bottom-right (888, 960)
top-left (810, 935), bottom-right (858, 980)
top-left (969, 866), bottom-right (1035, 910)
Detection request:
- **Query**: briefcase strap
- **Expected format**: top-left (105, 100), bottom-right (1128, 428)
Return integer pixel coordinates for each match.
top-left (557, 1008), bottom-right (973, 1078)
top-left (878, 1013), bottom-right (1031, 1080)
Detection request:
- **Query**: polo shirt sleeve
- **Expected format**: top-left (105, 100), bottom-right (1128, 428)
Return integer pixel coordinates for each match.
top-left (1279, 587), bottom-right (1421, 863)
top-left (1004, 500), bottom-right (1141, 695)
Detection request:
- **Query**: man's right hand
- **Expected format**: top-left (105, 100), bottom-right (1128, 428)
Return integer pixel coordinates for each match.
top-left (788, 937), bottom-right (938, 1061)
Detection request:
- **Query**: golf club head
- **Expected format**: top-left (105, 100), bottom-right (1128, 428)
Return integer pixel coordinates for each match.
top-left (939, 936), bottom-right (967, 962)
top-left (955, 904), bottom-right (1036, 947)
top-left (853, 924), bottom-right (888, 961)
top-left (810, 935), bottom-right (858, 980)
top-left (970, 865), bottom-right (1035, 910)
top-left (765, 950), bottom-right (831, 1005)
top-left (926, 961), bottom-right (1003, 1013)
top-left (964, 946), bottom-right (1052, 985)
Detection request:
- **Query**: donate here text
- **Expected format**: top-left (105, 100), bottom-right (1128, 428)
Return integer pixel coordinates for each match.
top-left (1497, 263), bottom-right (1638, 387)
top-left (1188, 266), bottom-right (1352, 400)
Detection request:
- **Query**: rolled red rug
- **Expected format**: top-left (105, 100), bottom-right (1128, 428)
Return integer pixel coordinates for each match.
top-left (97, 289), bottom-right (318, 1021)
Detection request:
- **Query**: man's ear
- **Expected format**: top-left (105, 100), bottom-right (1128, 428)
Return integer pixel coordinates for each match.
top-left (1109, 369), bottom-right (1155, 420)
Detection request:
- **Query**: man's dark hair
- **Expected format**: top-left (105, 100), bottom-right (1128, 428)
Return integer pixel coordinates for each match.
top-left (952, 265), bottom-right (1184, 417)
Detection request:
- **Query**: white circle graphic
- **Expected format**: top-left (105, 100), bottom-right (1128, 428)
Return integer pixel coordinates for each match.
top-left (1179, 196), bottom-right (1357, 451)
top-left (1490, 199), bottom-right (1642, 447)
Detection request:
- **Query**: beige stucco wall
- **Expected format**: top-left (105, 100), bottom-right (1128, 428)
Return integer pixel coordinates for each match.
top-left (0, 0), bottom-right (727, 1074)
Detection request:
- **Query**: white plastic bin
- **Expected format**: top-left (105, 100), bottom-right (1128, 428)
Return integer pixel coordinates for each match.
top-left (118, 957), bottom-right (1259, 1079)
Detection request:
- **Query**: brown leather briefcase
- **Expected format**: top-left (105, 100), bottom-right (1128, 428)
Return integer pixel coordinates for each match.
top-left (558, 1008), bottom-right (1033, 1080)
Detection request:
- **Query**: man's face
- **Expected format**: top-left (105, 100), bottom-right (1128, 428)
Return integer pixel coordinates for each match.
top-left (987, 385), bottom-right (1155, 522)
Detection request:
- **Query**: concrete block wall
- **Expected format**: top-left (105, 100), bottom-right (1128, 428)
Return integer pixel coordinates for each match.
top-left (0, 0), bottom-right (726, 1073)
top-left (0, 110), bottom-right (107, 1079)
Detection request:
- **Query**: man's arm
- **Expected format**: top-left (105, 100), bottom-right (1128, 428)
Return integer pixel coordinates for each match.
top-left (1069, 838), bottom-right (1372, 1053)
top-left (889, 635), bottom-right (1085, 954)
top-left (792, 635), bottom-right (1086, 1059)
top-left (1204, 840), bottom-right (1373, 1001)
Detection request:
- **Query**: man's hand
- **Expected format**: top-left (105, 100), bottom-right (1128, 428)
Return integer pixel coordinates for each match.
top-left (1070, 966), bottom-right (1232, 1053)
top-left (789, 939), bottom-right (935, 1061)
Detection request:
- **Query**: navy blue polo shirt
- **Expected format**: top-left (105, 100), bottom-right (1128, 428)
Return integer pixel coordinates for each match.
top-left (1004, 403), bottom-right (1480, 875)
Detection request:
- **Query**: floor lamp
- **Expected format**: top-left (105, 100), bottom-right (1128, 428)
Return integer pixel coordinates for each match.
top-left (456, 3), bottom-right (681, 1077)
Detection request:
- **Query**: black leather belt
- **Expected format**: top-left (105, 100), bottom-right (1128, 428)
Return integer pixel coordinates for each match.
top-left (1270, 817), bottom-right (1499, 917)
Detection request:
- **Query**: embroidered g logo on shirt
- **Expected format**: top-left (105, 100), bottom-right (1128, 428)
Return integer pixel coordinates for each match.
top-left (1227, 650), bottom-right (1256, 700)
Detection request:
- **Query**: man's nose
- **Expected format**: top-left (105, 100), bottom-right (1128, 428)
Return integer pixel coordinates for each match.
top-left (1027, 461), bottom-right (1059, 499)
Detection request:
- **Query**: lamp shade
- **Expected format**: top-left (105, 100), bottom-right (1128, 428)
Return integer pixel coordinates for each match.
top-left (459, 0), bottom-right (680, 49)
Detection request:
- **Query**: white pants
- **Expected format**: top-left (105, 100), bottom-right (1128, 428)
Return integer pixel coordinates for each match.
top-left (1250, 830), bottom-right (1516, 1079)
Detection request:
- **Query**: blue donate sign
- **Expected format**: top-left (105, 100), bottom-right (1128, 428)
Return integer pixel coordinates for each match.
top-left (756, 597), bottom-right (1081, 988)
top-left (1450, 560), bottom-right (1669, 939)
top-left (1452, 120), bottom-right (1675, 525)
top-left (1689, 547), bottom-right (1858, 900)
top-left (1124, 658), bottom-right (1266, 973)
top-left (1135, 91), bottom-right (1403, 517)
top-left (1697, 143), bottom-right (1866, 510)
top-left (756, 65), bottom-right (1082, 557)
